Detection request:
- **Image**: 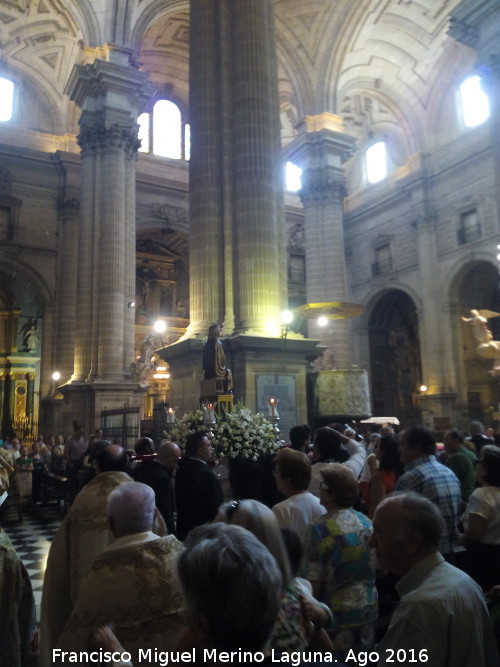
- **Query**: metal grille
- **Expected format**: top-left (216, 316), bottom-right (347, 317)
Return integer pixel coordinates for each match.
top-left (101, 406), bottom-right (140, 449)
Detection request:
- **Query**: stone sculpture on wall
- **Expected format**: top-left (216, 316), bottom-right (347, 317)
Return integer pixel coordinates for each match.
top-left (462, 309), bottom-right (500, 377)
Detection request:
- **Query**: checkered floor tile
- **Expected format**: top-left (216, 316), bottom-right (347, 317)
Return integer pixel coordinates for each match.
top-left (1, 506), bottom-right (61, 617)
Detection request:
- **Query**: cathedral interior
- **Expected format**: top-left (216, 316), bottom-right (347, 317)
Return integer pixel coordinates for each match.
top-left (0, 0), bottom-right (499, 441)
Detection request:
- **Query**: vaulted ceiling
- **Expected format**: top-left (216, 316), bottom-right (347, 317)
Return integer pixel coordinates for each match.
top-left (0, 0), bottom-right (475, 151)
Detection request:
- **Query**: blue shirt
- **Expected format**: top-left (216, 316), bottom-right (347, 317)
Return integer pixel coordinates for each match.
top-left (395, 455), bottom-right (461, 554)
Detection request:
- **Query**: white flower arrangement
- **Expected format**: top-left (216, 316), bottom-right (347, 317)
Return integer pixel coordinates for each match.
top-left (167, 402), bottom-right (282, 461)
top-left (168, 408), bottom-right (210, 448)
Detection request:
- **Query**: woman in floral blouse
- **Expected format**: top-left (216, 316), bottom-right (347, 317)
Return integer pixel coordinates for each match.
top-left (302, 464), bottom-right (377, 661)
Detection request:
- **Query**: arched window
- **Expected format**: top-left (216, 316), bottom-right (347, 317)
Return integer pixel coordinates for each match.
top-left (460, 76), bottom-right (490, 128)
top-left (0, 78), bottom-right (14, 122)
top-left (285, 161), bottom-right (302, 192)
top-left (137, 99), bottom-right (190, 160)
top-left (366, 141), bottom-right (387, 184)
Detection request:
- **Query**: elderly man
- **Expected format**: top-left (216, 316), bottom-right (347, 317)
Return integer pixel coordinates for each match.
top-left (272, 447), bottom-right (325, 541)
top-left (135, 439), bottom-right (181, 534)
top-left (395, 425), bottom-right (461, 560)
top-left (370, 493), bottom-right (497, 667)
top-left (55, 482), bottom-right (185, 657)
top-left (175, 432), bottom-right (223, 540)
top-left (40, 443), bottom-right (166, 666)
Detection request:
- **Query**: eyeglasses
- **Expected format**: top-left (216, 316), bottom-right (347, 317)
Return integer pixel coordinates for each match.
top-left (226, 499), bottom-right (240, 519)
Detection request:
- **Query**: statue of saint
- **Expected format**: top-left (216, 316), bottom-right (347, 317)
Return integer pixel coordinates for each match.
top-left (130, 334), bottom-right (162, 387)
top-left (203, 323), bottom-right (233, 392)
top-left (462, 309), bottom-right (500, 376)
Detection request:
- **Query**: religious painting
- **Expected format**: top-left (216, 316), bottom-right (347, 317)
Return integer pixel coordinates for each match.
top-left (135, 265), bottom-right (157, 324)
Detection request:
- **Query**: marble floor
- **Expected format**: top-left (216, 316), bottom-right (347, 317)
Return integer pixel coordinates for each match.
top-left (1, 500), bottom-right (62, 618)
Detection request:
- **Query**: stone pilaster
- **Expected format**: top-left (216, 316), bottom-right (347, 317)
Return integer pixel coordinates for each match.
top-left (56, 199), bottom-right (79, 383)
top-left (286, 114), bottom-right (356, 368)
top-left (413, 214), bottom-right (456, 394)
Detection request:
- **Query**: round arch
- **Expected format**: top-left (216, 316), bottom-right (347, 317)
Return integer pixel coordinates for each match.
top-left (447, 259), bottom-right (500, 423)
top-left (0, 255), bottom-right (53, 307)
top-left (130, 0), bottom-right (187, 54)
top-left (0, 257), bottom-right (53, 440)
top-left (367, 288), bottom-right (423, 424)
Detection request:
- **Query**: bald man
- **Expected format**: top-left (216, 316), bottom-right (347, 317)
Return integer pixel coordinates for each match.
top-left (40, 444), bottom-right (167, 667)
top-left (370, 493), bottom-right (496, 667)
top-left (135, 440), bottom-right (181, 535)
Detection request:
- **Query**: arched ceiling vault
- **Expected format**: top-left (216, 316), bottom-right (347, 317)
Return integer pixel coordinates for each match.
top-left (0, 0), bottom-right (478, 155)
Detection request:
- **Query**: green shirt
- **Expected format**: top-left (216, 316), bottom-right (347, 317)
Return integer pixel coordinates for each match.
top-left (448, 446), bottom-right (476, 502)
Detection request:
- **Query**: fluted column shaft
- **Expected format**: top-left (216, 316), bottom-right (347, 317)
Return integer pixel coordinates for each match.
top-left (188, 0), bottom-right (285, 337)
top-left (188, 0), bottom-right (228, 335)
top-left (231, 0), bottom-right (283, 333)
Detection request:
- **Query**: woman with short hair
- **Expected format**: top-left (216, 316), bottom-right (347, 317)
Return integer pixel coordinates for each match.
top-left (302, 464), bottom-right (377, 661)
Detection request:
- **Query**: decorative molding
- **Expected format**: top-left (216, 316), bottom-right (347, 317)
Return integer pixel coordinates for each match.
top-left (78, 122), bottom-right (141, 155)
top-left (447, 17), bottom-right (479, 49)
top-left (299, 168), bottom-right (347, 204)
top-left (287, 223), bottom-right (305, 249)
top-left (152, 203), bottom-right (187, 225)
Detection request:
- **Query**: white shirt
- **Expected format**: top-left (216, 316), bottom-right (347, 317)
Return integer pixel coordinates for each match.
top-left (272, 492), bottom-right (326, 541)
top-left (464, 485), bottom-right (500, 544)
top-left (308, 439), bottom-right (367, 497)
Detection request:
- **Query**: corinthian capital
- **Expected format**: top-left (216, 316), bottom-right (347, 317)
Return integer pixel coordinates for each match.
top-left (299, 168), bottom-right (347, 204)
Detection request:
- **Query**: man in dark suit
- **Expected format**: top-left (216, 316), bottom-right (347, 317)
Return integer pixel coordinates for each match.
top-left (135, 440), bottom-right (181, 535)
top-left (175, 432), bottom-right (224, 540)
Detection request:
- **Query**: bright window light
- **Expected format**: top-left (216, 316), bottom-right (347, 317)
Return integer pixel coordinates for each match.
top-left (285, 161), bottom-right (302, 191)
top-left (153, 99), bottom-right (182, 159)
top-left (0, 78), bottom-right (14, 122)
top-left (137, 112), bottom-right (149, 153)
top-left (460, 76), bottom-right (490, 128)
top-left (366, 141), bottom-right (387, 184)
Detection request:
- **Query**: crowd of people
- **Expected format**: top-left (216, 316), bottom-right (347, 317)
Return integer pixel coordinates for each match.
top-left (1, 417), bottom-right (500, 666)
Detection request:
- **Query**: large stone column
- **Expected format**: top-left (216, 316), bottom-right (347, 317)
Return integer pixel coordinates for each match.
top-left (187, 0), bottom-right (286, 338)
top-left (286, 114), bottom-right (356, 368)
top-left (284, 114), bottom-right (371, 421)
top-left (62, 46), bottom-right (154, 430)
top-left (163, 0), bottom-right (316, 422)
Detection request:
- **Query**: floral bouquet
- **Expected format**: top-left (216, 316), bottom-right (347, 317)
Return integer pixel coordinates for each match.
top-left (168, 408), bottom-right (210, 449)
top-left (168, 402), bottom-right (282, 461)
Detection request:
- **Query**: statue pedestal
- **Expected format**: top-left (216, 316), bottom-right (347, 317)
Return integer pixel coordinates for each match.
top-left (200, 378), bottom-right (226, 398)
top-left (312, 369), bottom-right (371, 424)
top-left (159, 335), bottom-right (319, 431)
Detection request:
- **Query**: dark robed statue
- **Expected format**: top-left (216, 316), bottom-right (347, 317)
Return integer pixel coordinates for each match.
top-left (202, 323), bottom-right (233, 392)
